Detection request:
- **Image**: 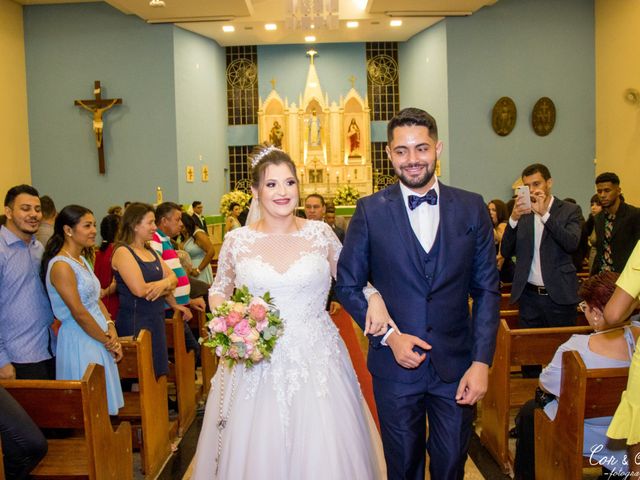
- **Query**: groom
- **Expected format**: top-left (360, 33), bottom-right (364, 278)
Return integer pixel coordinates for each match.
top-left (336, 108), bottom-right (500, 479)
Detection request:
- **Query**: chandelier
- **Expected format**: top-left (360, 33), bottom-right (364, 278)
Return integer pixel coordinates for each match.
top-left (285, 0), bottom-right (339, 30)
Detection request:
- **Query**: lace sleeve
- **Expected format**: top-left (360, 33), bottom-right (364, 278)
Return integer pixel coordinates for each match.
top-left (208, 232), bottom-right (236, 299)
top-left (323, 223), bottom-right (342, 280)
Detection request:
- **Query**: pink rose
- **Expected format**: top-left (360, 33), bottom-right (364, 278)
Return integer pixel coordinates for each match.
top-left (210, 316), bottom-right (227, 333)
top-left (229, 333), bottom-right (244, 344)
top-left (226, 311), bottom-right (243, 327)
top-left (234, 319), bottom-right (251, 337)
top-left (245, 328), bottom-right (260, 344)
top-left (231, 302), bottom-right (246, 315)
top-left (255, 319), bottom-right (268, 332)
top-left (228, 345), bottom-right (239, 359)
top-left (248, 303), bottom-right (267, 322)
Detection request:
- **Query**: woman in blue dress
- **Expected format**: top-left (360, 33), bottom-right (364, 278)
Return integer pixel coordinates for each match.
top-left (41, 205), bottom-right (124, 415)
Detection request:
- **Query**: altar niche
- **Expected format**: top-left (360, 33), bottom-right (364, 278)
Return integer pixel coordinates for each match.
top-left (257, 52), bottom-right (372, 203)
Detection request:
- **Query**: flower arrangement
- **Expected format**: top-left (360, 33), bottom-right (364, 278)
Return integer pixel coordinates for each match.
top-left (333, 185), bottom-right (360, 206)
top-left (202, 285), bottom-right (284, 368)
top-left (219, 190), bottom-right (251, 217)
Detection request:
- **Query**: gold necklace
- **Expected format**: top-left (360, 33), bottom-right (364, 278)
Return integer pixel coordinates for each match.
top-left (62, 249), bottom-right (86, 268)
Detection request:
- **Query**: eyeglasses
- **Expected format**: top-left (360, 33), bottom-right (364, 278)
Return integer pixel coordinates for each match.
top-left (578, 301), bottom-right (588, 312)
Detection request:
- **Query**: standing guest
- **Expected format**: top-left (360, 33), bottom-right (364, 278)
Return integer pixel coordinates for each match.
top-left (94, 214), bottom-right (121, 320)
top-left (501, 164), bottom-right (581, 329)
top-left (224, 202), bottom-right (242, 233)
top-left (180, 213), bottom-right (214, 285)
top-left (111, 202), bottom-right (177, 378)
top-left (591, 172), bottom-right (640, 274)
top-left (325, 205), bottom-right (345, 243)
top-left (107, 205), bottom-right (123, 217)
top-left (583, 194), bottom-right (603, 272)
top-left (0, 185), bottom-right (55, 380)
top-left (513, 271), bottom-right (638, 480)
top-left (0, 385), bottom-right (48, 478)
top-left (336, 108), bottom-right (500, 480)
top-left (35, 195), bottom-right (56, 246)
top-left (191, 201), bottom-right (207, 231)
top-left (603, 240), bottom-right (640, 475)
top-left (488, 199), bottom-right (508, 270)
top-left (304, 193), bottom-right (325, 221)
top-left (41, 205), bottom-right (124, 415)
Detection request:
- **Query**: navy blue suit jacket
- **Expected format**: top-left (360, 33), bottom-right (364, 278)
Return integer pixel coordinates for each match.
top-left (335, 182), bottom-right (500, 384)
top-left (500, 197), bottom-right (582, 306)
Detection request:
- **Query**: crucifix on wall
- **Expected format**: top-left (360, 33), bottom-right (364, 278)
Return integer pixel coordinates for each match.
top-left (74, 80), bottom-right (122, 174)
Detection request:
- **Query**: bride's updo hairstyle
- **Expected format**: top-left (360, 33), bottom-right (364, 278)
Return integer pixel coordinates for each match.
top-left (250, 143), bottom-right (298, 189)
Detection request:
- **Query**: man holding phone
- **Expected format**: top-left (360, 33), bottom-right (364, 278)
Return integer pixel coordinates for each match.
top-left (501, 163), bottom-right (582, 335)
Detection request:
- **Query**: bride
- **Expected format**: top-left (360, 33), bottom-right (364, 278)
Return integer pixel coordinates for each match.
top-left (192, 145), bottom-right (389, 479)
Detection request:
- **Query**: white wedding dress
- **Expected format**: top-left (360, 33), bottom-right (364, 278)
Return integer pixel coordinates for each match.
top-left (192, 221), bottom-right (384, 479)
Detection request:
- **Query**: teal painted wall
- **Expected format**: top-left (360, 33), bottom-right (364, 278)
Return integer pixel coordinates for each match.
top-left (399, 21), bottom-right (450, 184)
top-left (446, 0), bottom-right (595, 207)
top-left (173, 27), bottom-right (227, 216)
top-left (24, 2), bottom-right (179, 218)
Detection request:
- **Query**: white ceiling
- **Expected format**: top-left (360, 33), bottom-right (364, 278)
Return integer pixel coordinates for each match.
top-left (15, 0), bottom-right (498, 46)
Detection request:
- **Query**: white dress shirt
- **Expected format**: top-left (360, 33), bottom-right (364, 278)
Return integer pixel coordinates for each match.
top-left (508, 195), bottom-right (553, 286)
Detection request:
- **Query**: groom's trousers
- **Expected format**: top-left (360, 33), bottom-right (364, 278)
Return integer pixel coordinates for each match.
top-left (373, 358), bottom-right (474, 480)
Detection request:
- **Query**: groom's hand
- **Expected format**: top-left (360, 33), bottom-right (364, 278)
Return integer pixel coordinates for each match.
top-left (386, 331), bottom-right (431, 369)
top-left (455, 361), bottom-right (489, 405)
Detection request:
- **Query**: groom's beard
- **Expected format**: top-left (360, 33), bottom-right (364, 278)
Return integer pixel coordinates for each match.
top-left (395, 162), bottom-right (436, 190)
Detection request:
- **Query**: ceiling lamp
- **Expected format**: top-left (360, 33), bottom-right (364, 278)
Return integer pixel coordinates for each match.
top-left (149, 0), bottom-right (165, 7)
top-left (286, 0), bottom-right (339, 30)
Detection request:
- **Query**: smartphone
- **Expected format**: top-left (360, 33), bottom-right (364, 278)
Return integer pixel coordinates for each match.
top-left (516, 185), bottom-right (532, 210)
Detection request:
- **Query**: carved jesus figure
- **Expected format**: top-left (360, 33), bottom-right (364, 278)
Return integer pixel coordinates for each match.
top-left (76, 99), bottom-right (119, 148)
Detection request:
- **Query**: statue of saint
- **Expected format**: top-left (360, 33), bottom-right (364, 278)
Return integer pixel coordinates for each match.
top-left (269, 121), bottom-right (284, 148)
top-left (347, 118), bottom-right (360, 155)
top-left (308, 109), bottom-right (321, 147)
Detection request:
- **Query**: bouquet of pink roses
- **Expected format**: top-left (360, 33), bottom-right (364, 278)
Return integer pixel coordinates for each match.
top-left (203, 285), bottom-right (284, 368)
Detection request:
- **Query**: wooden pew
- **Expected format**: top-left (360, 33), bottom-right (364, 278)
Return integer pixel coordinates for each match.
top-left (166, 311), bottom-right (197, 436)
top-left (194, 309), bottom-right (218, 396)
top-left (535, 350), bottom-right (629, 480)
top-left (117, 330), bottom-right (172, 479)
top-left (480, 320), bottom-right (593, 474)
top-left (0, 364), bottom-right (133, 479)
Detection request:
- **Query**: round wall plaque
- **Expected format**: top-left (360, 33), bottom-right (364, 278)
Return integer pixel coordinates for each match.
top-left (532, 97), bottom-right (556, 136)
top-left (492, 97), bottom-right (517, 136)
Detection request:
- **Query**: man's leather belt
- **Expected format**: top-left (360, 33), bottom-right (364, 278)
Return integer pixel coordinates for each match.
top-left (525, 283), bottom-right (548, 295)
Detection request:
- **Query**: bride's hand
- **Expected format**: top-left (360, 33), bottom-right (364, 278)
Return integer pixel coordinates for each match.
top-left (365, 293), bottom-right (401, 337)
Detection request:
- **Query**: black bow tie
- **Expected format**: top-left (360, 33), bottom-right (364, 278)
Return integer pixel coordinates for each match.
top-left (408, 189), bottom-right (438, 210)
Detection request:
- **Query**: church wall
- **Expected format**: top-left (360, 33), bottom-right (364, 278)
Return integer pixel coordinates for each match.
top-left (0, 0), bottom-right (31, 195)
top-left (445, 0), bottom-right (595, 210)
top-left (399, 20), bottom-right (450, 184)
top-left (595, 0), bottom-right (640, 206)
top-left (173, 26), bottom-right (227, 215)
top-left (24, 2), bottom-right (179, 218)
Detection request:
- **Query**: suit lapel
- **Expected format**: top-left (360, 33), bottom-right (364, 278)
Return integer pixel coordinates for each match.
top-left (385, 183), bottom-right (425, 277)
top-left (433, 184), bottom-right (456, 286)
top-left (541, 196), bottom-right (559, 244)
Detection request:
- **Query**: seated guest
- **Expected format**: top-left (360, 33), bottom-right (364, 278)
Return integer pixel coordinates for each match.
top-left (604, 240), bottom-right (640, 475)
top-left (0, 385), bottom-right (48, 478)
top-left (41, 205), bottom-right (124, 415)
top-left (180, 213), bottom-right (214, 285)
top-left (111, 203), bottom-right (177, 378)
top-left (94, 214), bottom-right (121, 319)
top-left (488, 198), bottom-right (508, 267)
top-left (514, 271), bottom-right (639, 480)
top-left (35, 195), bottom-right (56, 246)
top-left (0, 184), bottom-right (55, 380)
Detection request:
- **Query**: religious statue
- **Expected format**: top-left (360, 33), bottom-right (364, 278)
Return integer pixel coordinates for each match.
top-left (269, 121), bottom-right (284, 148)
top-left (307, 109), bottom-right (321, 147)
top-left (76, 98), bottom-right (119, 148)
top-left (347, 118), bottom-right (360, 155)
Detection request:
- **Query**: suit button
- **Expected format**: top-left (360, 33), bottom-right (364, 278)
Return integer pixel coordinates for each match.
top-left (426, 327), bottom-right (433, 332)
top-left (427, 296), bottom-right (433, 302)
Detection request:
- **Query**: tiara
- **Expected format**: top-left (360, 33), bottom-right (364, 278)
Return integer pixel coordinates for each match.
top-left (250, 145), bottom-right (282, 168)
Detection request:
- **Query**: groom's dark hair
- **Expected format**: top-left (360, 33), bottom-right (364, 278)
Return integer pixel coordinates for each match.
top-left (387, 108), bottom-right (438, 143)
